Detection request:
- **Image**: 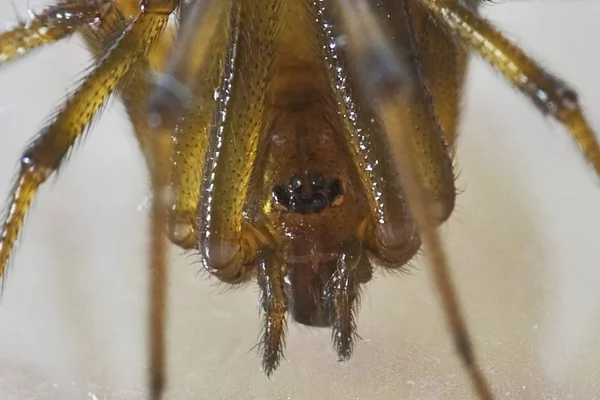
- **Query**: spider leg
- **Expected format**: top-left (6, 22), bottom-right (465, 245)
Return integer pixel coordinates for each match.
top-left (146, 107), bottom-right (172, 400)
top-left (76, 18), bottom-right (184, 398)
top-left (328, 237), bottom-right (362, 361)
top-left (256, 247), bottom-right (288, 376)
top-left (196, 0), bottom-right (281, 283)
top-left (0, 0), bottom-right (171, 280)
top-left (315, 0), bottom-right (458, 270)
top-left (334, 0), bottom-right (494, 399)
top-left (375, 0), bottom-right (458, 224)
top-left (143, 1), bottom-right (238, 396)
top-left (315, 1), bottom-right (419, 266)
top-left (146, 0), bottom-right (235, 250)
top-left (418, 1), bottom-right (600, 179)
top-left (149, 0), bottom-right (221, 119)
top-left (0, 3), bottom-right (176, 399)
top-left (0, 0), bottom-right (120, 65)
top-left (407, 1), bottom-right (469, 153)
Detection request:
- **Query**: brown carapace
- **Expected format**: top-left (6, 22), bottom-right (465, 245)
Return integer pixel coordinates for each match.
top-left (1, 1), bottom-right (599, 399)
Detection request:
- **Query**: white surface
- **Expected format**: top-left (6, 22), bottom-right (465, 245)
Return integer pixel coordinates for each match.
top-left (1, 3), bottom-right (600, 400)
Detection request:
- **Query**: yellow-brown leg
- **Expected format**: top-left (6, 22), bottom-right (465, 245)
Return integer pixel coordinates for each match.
top-left (373, 0), bottom-right (457, 224)
top-left (334, 0), bottom-right (494, 399)
top-left (314, 0), bottom-right (420, 266)
top-left (75, 15), bottom-right (177, 398)
top-left (196, 0), bottom-right (281, 282)
top-left (256, 247), bottom-right (288, 376)
top-left (0, 0), bottom-right (170, 280)
top-left (147, 111), bottom-right (172, 400)
top-left (408, 0), bottom-right (470, 152)
top-left (80, 0), bottom-right (231, 252)
top-left (80, 2), bottom-right (240, 393)
top-left (0, 0), bottom-right (117, 64)
top-left (142, 2), bottom-right (238, 396)
top-left (329, 237), bottom-right (363, 360)
top-left (77, 1), bottom-right (168, 159)
top-left (0, 2), bottom-right (176, 399)
top-left (418, 0), bottom-right (600, 179)
top-left (147, 0), bottom-right (236, 250)
top-left (315, 0), bottom-right (457, 264)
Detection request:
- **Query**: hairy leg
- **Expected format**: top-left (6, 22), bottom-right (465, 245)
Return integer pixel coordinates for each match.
top-left (333, 0), bottom-right (494, 398)
top-left (417, 0), bottom-right (600, 181)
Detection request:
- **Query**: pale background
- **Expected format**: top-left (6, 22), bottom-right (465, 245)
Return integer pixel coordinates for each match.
top-left (0, 2), bottom-right (599, 400)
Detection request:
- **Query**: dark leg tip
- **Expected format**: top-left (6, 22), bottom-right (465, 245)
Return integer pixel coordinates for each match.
top-left (455, 335), bottom-right (474, 366)
top-left (150, 373), bottom-right (165, 400)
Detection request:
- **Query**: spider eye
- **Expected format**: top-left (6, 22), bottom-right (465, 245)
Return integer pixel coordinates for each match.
top-left (328, 179), bottom-right (344, 207)
top-left (311, 192), bottom-right (328, 211)
top-left (273, 175), bottom-right (345, 213)
top-left (272, 184), bottom-right (291, 210)
top-left (309, 173), bottom-right (326, 190)
top-left (289, 175), bottom-right (303, 192)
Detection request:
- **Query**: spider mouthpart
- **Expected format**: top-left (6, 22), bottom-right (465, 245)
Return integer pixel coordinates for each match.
top-left (258, 240), bottom-right (363, 371)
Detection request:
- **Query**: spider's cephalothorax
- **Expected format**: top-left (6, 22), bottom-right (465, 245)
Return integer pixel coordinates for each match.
top-left (1, 0), bottom-right (599, 398)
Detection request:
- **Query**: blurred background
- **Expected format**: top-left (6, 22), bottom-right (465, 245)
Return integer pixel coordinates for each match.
top-left (1, 2), bottom-right (600, 399)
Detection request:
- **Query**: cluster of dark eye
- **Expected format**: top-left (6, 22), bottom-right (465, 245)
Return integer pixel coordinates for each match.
top-left (272, 173), bottom-right (344, 214)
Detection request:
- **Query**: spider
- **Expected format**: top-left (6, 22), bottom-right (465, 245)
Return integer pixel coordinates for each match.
top-left (1, 0), bottom-right (600, 399)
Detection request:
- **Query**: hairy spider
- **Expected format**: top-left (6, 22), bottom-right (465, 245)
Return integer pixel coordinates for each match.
top-left (1, 0), bottom-right (600, 399)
